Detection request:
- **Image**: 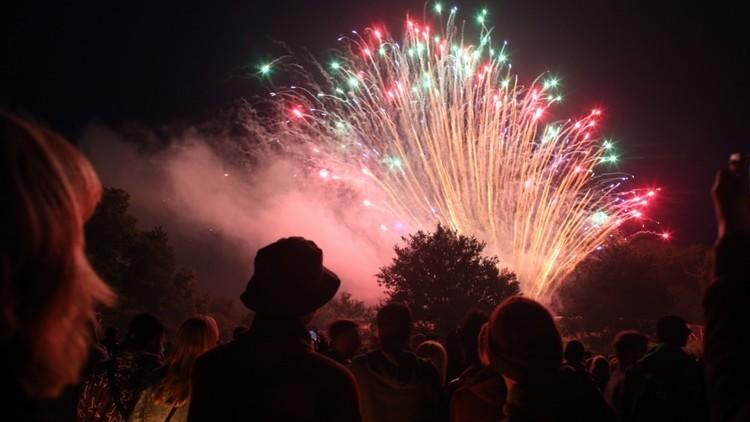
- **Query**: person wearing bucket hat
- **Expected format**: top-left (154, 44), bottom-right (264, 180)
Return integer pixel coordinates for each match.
top-left (239, 237), bottom-right (341, 316)
top-left (487, 296), bottom-right (613, 422)
top-left (188, 237), bottom-right (361, 422)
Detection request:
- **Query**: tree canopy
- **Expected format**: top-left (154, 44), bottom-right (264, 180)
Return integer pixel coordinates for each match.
top-left (554, 237), bottom-right (711, 350)
top-left (86, 188), bottom-right (245, 337)
top-left (312, 291), bottom-right (376, 336)
top-left (377, 224), bottom-right (520, 335)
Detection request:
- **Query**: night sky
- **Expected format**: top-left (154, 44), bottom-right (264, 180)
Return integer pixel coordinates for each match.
top-left (3, 0), bottom-right (749, 244)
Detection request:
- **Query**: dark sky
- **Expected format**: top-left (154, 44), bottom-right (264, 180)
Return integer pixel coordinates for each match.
top-left (3, 0), bottom-right (749, 244)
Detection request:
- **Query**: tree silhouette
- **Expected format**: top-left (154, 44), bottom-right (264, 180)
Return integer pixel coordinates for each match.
top-left (555, 237), bottom-right (711, 350)
top-left (377, 224), bottom-right (520, 335)
top-left (86, 188), bottom-right (208, 330)
top-left (312, 291), bottom-right (376, 336)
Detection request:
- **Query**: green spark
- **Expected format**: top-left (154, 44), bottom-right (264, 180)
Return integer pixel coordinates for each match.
top-left (600, 154), bottom-right (618, 164)
top-left (543, 78), bottom-right (559, 89)
top-left (543, 125), bottom-right (560, 142)
top-left (590, 211), bottom-right (609, 226)
top-left (330, 61), bottom-right (340, 70)
top-left (434, 2), bottom-right (443, 13)
top-left (386, 156), bottom-right (403, 170)
top-left (334, 121), bottom-right (348, 134)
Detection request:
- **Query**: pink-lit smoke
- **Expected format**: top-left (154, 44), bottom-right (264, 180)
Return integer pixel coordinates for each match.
top-left (80, 124), bottom-right (394, 303)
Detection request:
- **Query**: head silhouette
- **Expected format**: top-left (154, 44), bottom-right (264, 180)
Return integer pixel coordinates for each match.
top-left (416, 340), bottom-right (448, 384)
top-left (328, 319), bottom-right (361, 358)
top-left (377, 303), bottom-right (412, 352)
top-left (459, 310), bottom-right (489, 367)
top-left (613, 330), bottom-right (649, 368)
top-left (564, 340), bottom-right (586, 367)
top-left (488, 296), bottom-right (562, 382)
top-left (124, 313), bottom-right (165, 354)
top-left (657, 315), bottom-right (691, 347)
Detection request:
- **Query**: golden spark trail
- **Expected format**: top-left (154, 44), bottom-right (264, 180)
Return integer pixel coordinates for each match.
top-left (248, 8), bottom-right (657, 300)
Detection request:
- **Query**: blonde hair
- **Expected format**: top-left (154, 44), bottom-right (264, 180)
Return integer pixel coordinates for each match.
top-left (416, 340), bottom-right (448, 385)
top-left (0, 112), bottom-right (114, 398)
top-left (478, 323), bottom-right (491, 367)
top-left (152, 315), bottom-right (219, 406)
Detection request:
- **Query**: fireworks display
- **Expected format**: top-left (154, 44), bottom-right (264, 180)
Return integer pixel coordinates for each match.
top-left (248, 5), bottom-right (662, 299)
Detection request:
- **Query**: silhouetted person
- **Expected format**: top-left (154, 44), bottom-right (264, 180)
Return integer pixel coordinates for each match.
top-left (488, 296), bottom-right (614, 422)
top-left (445, 330), bottom-right (467, 382)
top-left (604, 331), bottom-right (648, 412)
top-left (450, 322), bottom-right (507, 422)
top-left (187, 237), bottom-right (360, 421)
top-left (103, 327), bottom-right (119, 357)
top-left (449, 310), bottom-right (489, 394)
top-left (564, 340), bottom-right (586, 371)
top-left (704, 164), bottom-right (750, 422)
top-left (130, 316), bottom-right (219, 422)
top-left (0, 113), bottom-right (115, 421)
top-left (351, 303), bottom-right (446, 422)
top-left (589, 355), bottom-right (610, 392)
top-left (78, 313), bottom-right (166, 421)
top-left (619, 316), bottom-right (707, 422)
top-left (416, 340), bottom-right (448, 385)
top-left (231, 325), bottom-right (248, 341)
top-left (410, 333), bottom-right (427, 351)
top-left (325, 320), bottom-right (362, 366)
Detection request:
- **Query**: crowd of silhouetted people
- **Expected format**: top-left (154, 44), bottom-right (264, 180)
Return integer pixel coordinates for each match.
top-left (2, 110), bottom-right (749, 422)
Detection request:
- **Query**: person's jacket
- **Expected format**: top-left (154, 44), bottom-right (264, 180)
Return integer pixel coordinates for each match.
top-left (619, 344), bottom-right (707, 422)
top-left (450, 365), bottom-right (506, 422)
top-left (350, 349), bottom-right (447, 422)
top-left (704, 235), bottom-right (750, 422)
top-left (187, 317), bottom-right (360, 422)
top-left (77, 349), bottom-right (162, 422)
top-left (502, 366), bottom-right (615, 422)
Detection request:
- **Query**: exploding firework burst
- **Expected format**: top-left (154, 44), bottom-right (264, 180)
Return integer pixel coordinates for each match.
top-left (247, 6), bottom-right (661, 299)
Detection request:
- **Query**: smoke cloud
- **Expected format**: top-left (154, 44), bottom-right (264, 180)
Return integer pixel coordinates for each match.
top-left (80, 124), bottom-right (395, 304)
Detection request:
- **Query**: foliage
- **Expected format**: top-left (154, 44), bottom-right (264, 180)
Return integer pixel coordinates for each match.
top-left (86, 188), bottom-right (228, 333)
top-left (312, 291), bottom-right (375, 333)
top-left (377, 224), bottom-right (520, 335)
top-left (554, 237), bottom-right (711, 349)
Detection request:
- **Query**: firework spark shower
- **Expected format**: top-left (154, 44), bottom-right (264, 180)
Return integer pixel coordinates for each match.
top-left (246, 5), bottom-right (660, 299)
